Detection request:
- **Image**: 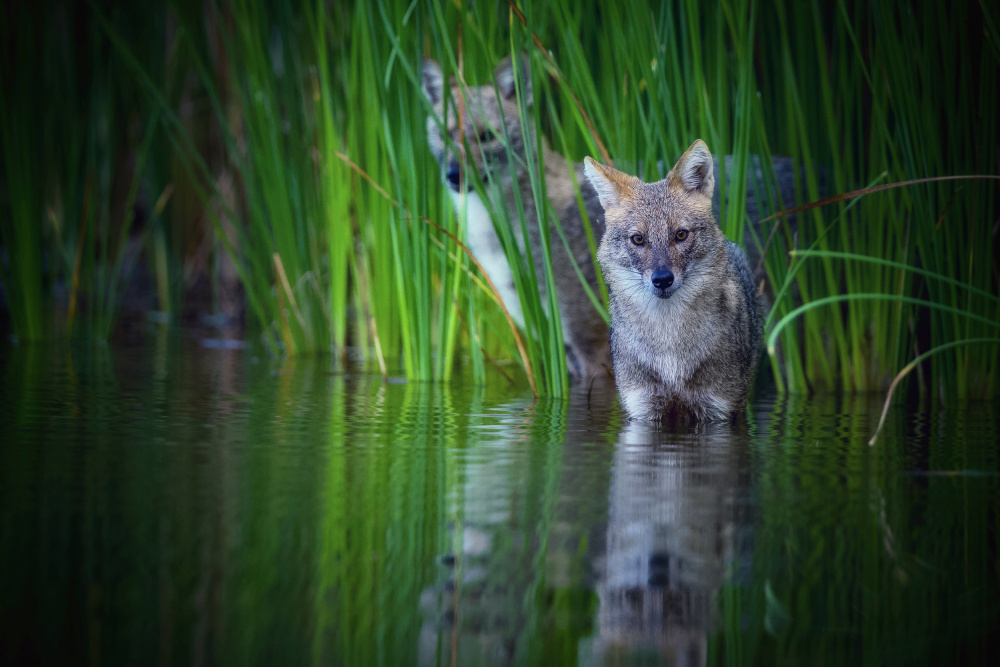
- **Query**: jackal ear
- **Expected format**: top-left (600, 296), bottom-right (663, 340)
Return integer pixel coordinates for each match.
top-left (669, 139), bottom-right (715, 198)
top-left (495, 53), bottom-right (533, 106)
top-left (421, 58), bottom-right (444, 104)
top-left (584, 157), bottom-right (640, 210)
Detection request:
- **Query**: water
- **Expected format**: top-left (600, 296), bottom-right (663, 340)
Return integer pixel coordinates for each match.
top-left (2, 340), bottom-right (998, 666)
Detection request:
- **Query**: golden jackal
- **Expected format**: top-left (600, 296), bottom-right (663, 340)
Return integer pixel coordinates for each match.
top-left (421, 55), bottom-right (612, 382)
top-left (584, 140), bottom-right (761, 421)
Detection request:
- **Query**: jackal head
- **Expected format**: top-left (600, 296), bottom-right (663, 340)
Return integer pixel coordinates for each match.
top-left (584, 140), bottom-right (727, 302)
top-left (421, 55), bottom-right (533, 193)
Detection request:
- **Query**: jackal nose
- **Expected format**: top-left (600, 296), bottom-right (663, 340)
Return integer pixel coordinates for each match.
top-left (651, 269), bottom-right (674, 291)
top-left (446, 164), bottom-right (461, 188)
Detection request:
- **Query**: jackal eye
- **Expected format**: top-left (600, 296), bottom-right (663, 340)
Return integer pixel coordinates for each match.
top-left (630, 233), bottom-right (645, 246)
top-left (477, 128), bottom-right (497, 143)
top-left (675, 229), bottom-right (689, 242)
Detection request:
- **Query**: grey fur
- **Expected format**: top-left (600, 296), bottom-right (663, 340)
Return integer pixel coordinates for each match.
top-left (585, 141), bottom-right (762, 421)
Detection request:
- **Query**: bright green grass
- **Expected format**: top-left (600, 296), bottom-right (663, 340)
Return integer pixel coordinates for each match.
top-left (1, 0), bottom-right (997, 401)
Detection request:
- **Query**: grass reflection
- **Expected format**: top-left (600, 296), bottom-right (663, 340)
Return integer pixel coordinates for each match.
top-left (709, 394), bottom-right (999, 666)
top-left (0, 348), bottom-right (997, 665)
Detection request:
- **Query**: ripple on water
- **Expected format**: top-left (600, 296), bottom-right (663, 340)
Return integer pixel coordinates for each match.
top-left (1, 343), bottom-right (998, 666)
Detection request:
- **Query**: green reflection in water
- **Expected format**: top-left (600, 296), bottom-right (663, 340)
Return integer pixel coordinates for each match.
top-left (710, 394), bottom-right (1000, 666)
top-left (0, 343), bottom-right (997, 666)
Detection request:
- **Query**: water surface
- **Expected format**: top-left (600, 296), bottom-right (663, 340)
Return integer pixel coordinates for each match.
top-left (2, 340), bottom-right (997, 665)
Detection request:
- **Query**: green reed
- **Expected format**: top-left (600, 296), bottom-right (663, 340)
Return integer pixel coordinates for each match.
top-left (349, 0), bottom-right (459, 379)
top-left (755, 0), bottom-right (999, 397)
top-left (0, 70), bottom-right (44, 340)
top-left (2, 0), bottom-right (997, 400)
top-left (1, 3), bottom-right (172, 341)
top-left (178, 0), bottom-right (334, 354)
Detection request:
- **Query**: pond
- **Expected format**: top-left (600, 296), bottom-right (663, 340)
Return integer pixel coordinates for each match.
top-left (2, 338), bottom-right (997, 666)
